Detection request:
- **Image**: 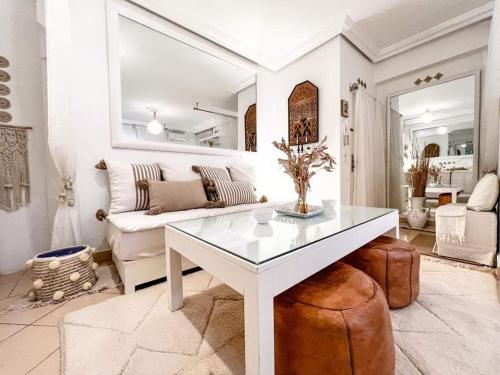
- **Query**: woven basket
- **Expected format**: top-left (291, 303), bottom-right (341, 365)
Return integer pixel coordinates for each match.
top-left (27, 245), bottom-right (97, 303)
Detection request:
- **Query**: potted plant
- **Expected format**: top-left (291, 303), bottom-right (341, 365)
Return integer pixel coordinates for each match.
top-left (273, 136), bottom-right (335, 214)
top-left (406, 149), bottom-right (430, 229)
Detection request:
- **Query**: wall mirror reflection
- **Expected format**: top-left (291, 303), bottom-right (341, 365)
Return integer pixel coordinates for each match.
top-left (388, 73), bottom-right (479, 214)
top-left (118, 15), bottom-right (256, 152)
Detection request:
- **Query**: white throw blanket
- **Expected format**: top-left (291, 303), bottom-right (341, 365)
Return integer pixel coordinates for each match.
top-left (435, 204), bottom-right (467, 243)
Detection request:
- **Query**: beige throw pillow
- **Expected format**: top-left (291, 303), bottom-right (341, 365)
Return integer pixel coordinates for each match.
top-left (146, 180), bottom-right (207, 214)
top-left (466, 173), bottom-right (499, 211)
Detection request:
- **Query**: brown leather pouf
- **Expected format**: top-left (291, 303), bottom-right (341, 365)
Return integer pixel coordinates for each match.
top-left (274, 262), bottom-right (395, 375)
top-left (342, 235), bottom-right (420, 309)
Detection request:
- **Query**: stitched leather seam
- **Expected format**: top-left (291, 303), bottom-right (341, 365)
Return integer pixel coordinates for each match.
top-left (385, 251), bottom-right (389, 302)
top-left (409, 252), bottom-right (414, 305)
top-left (340, 311), bottom-right (355, 375)
top-left (279, 279), bottom-right (378, 311)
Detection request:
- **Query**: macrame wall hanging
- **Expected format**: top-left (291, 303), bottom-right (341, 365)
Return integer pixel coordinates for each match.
top-left (0, 124), bottom-right (32, 211)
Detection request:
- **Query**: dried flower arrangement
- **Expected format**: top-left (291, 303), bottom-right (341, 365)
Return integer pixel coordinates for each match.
top-left (407, 149), bottom-right (430, 197)
top-left (428, 165), bottom-right (442, 185)
top-left (272, 136), bottom-right (336, 213)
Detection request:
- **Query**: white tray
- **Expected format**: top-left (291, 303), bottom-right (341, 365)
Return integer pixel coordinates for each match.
top-left (275, 204), bottom-right (324, 218)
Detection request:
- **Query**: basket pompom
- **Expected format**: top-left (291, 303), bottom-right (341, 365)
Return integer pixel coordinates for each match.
top-left (33, 279), bottom-right (44, 289)
top-left (82, 282), bottom-right (92, 290)
top-left (48, 260), bottom-right (61, 270)
top-left (79, 253), bottom-right (90, 262)
top-left (53, 290), bottom-right (64, 301)
top-left (69, 272), bottom-right (81, 282)
top-left (25, 259), bottom-right (34, 269)
top-left (28, 290), bottom-right (36, 301)
top-left (92, 262), bottom-right (98, 270)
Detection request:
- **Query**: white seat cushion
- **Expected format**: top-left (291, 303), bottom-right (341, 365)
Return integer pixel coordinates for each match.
top-left (107, 200), bottom-right (290, 260)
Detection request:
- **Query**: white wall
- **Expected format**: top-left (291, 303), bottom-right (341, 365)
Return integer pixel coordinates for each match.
top-left (256, 38), bottom-right (342, 205)
top-left (0, 0), bottom-right (50, 274)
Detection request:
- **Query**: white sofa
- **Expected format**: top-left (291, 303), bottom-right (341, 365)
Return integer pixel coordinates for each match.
top-left (108, 200), bottom-right (286, 294)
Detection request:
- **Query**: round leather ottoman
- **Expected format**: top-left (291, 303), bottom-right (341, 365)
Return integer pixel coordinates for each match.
top-left (274, 262), bottom-right (395, 375)
top-left (342, 235), bottom-right (420, 309)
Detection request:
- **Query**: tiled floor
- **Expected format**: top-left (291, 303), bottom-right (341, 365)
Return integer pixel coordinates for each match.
top-left (0, 268), bottom-right (123, 375)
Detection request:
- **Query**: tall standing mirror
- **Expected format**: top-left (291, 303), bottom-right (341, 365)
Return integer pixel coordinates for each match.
top-left (107, 2), bottom-right (257, 154)
top-left (387, 73), bottom-right (480, 213)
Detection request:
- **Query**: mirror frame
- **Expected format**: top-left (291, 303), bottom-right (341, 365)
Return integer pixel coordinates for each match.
top-left (385, 70), bottom-right (481, 205)
top-left (106, 0), bottom-right (258, 156)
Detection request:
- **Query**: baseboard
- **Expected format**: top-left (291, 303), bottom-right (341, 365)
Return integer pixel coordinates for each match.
top-left (93, 249), bottom-right (112, 264)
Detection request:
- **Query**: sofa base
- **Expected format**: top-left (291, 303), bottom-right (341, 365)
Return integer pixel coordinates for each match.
top-left (113, 253), bottom-right (197, 294)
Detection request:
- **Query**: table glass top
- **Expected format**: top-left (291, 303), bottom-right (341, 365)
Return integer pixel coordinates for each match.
top-left (167, 205), bottom-right (396, 265)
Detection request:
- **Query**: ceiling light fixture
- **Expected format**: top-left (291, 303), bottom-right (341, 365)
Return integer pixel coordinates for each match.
top-left (437, 126), bottom-right (448, 135)
top-left (146, 106), bottom-right (163, 135)
top-left (421, 109), bottom-right (434, 124)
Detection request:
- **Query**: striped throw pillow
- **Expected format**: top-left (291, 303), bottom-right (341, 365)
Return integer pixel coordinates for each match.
top-left (192, 165), bottom-right (231, 181)
top-left (131, 163), bottom-right (162, 211)
top-left (213, 180), bottom-right (257, 206)
top-left (105, 160), bottom-right (162, 213)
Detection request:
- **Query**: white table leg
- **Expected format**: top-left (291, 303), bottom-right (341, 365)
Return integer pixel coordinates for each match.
top-left (166, 247), bottom-right (183, 311)
top-left (244, 277), bottom-right (275, 375)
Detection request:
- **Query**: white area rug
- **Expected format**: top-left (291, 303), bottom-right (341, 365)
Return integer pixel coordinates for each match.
top-left (61, 260), bottom-right (500, 374)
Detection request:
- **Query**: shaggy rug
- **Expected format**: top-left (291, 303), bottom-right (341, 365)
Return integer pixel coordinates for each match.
top-left (61, 259), bottom-right (500, 374)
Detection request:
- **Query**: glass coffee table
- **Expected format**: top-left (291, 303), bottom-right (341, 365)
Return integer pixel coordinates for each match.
top-left (165, 205), bottom-right (398, 374)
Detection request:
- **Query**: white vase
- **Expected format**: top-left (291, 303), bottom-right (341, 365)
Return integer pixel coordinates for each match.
top-left (407, 197), bottom-right (427, 229)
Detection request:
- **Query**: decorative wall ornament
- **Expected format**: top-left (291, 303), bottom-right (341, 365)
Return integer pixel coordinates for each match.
top-left (0, 98), bottom-right (10, 109)
top-left (288, 81), bottom-right (319, 146)
top-left (0, 84), bottom-right (10, 96)
top-left (244, 104), bottom-right (256, 152)
top-left (0, 111), bottom-right (12, 123)
top-left (340, 99), bottom-right (349, 118)
top-left (0, 125), bottom-right (32, 211)
top-left (414, 72), bottom-right (443, 86)
top-left (0, 70), bottom-right (11, 82)
top-left (0, 56), bottom-right (9, 68)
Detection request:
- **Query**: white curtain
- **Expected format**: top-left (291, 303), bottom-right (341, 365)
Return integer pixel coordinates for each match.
top-left (388, 108), bottom-right (403, 211)
top-left (45, 0), bottom-right (82, 247)
top-left (480, 0), bottom-right (500, 175)
top-left (352, 88), bottom-right (387, 207)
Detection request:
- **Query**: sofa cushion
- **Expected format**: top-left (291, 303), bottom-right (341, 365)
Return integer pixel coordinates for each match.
top-left (228, 164), bottom-right (256, 186)
top-left (213, 180), bottom-right (257, 206)
top-left (159, 163), bottom-right (200, 182)
top-left (106, 200), bottom-right (289, 233)
top-left (105, 160), bottom-right (162, 214)
top-left (147, 180), bottom-right (207, 214)
top-left (466, 173), bottom-right (499, 211)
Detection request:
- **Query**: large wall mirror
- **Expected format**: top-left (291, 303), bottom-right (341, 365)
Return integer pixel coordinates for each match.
top-left (387, 72), bottom-right (480, 212)
top-left (107, 1), bottom-right (257, 155)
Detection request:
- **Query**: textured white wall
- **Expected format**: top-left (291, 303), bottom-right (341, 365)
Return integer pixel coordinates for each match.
top-left (256, 38), bottom-right (342, 205)
top-left (0, 0), bottom-right (50, 274)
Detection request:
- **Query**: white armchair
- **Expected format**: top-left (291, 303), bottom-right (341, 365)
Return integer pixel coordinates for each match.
top-left (434, 206), bottom-right (497, 266)
top-left (434, 173), bottom-right (498, 267)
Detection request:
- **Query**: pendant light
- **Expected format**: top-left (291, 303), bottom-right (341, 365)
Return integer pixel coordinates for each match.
top-left (146, 107), bottom-right (163, 135)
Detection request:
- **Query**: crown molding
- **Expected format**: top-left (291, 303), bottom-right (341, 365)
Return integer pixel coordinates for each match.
top-left (377, 1), bottom-right (494, 61)
top-left (341, 15), bottom-right (380, 61)
top-left (129, 0), bottom-right (494, 70)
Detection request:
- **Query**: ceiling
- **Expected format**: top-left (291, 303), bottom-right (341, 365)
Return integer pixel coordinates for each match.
top-left (130, 0), bottom-right (493, 70)
top-left (119, 16), bottom-right (255, 131)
